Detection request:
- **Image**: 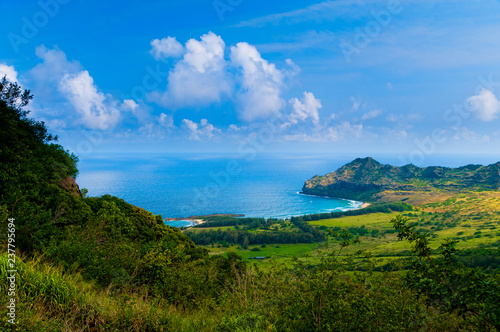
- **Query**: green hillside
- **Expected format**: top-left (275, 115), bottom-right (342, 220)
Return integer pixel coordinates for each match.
top-left (302, 157), bottom-right (500, 203)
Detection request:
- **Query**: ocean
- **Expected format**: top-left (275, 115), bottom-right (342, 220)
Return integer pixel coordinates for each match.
top-left (76, 153), bottom-right (500, 227)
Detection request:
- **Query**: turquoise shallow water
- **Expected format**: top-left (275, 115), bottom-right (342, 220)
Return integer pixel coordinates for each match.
top-left (76, 153), bottom-right (500, 227)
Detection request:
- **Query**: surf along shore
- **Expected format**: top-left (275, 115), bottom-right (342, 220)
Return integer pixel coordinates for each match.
top-left (165, 203), bottom-right (372, 228)
top-left (165, 214), bottom-right (245, 226)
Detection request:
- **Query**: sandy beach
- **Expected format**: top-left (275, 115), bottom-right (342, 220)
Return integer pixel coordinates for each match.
top-left (190, 219), bottom-right (205, 225)
top-left (361, 203), bottom-right (371, 209)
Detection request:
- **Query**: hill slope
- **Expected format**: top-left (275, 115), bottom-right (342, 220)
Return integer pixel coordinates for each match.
top-left (0, 77), bottom-right (243, 313)
top-left (302, 157), bottom-right (500, 203)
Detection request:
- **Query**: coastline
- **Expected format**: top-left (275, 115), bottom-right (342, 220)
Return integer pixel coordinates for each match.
top-left (165, 201), bottom-right (370, 228)
top-left (190, 219), bottom-right (205, 225)
top-left (165, 214), bottom-right (245, 227)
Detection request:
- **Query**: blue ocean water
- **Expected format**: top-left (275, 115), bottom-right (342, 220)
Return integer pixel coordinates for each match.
top-left (76, 153), bottom-right (500, 227)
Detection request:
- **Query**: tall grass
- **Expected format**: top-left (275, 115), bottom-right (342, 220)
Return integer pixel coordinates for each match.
top-left (0, 253), bottom-right (222, 331)
top-left (0, 252), bottom-right (491, 331)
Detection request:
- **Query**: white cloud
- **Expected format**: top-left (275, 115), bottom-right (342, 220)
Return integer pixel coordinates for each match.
top-left (386, 112), bottom-right (423, 128)
top-left (182, 118), bottom-right (221, 141)
top-left (0, 63), bottom-right (19, 83)
top-left (382, 127), bottom-right (408, 140)
top-left (350, 96), bottom-right (361, 111)
top-left (283, 133), bottom-right (322, 142)
top-left (28, 46), bottom-right (151, 130)
top-left (149, 32), bottom-right (232, 108)
top-left (150, 37), bottom-right (184, 60)
top-left (123, 99), bottom-right (139, 112)
top-left (138, 122), bottom-right (168, 139)
top-left (361, 109), bottom-right (382, 120)
top-left (467, 88), bottom-right (500, 122)
top-left (46, 119), bottom-right (67, 130)
top-left (149, 32), bottom-right (298, 122)
top-left (452, 127), bottom-right (490, 142)
top-left (183, 32), bottom-right (226, 73)
top-left (30, 46), bottom-right (81, 89)
top-left (230, 42), bottom-right (286, 121)
top-left (59, 71), bottom-right (120, 130)
top-left (287, 92), bottom-right (322, 126)
top-left (326, 121), bottom-right (363, 141)
top-left (158, 113), bottom-right (174, 128)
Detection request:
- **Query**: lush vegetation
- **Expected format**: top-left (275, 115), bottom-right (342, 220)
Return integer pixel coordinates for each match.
top-left (186, 217), bottom-right (325, 247)
top-left (1, 77), bottom-right (499, 331)
top-left (303, 156), bottom-right (500, 203)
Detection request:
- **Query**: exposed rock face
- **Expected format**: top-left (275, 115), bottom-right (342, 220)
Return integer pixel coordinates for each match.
top-left (59, 177), bottom-right (82, 197)
top-left (302, 157), bottom-right (500, 202)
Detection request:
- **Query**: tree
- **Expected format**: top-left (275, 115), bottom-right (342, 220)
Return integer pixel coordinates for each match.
top-left (0, 75), bottom-right (32, 110)
top-left (391, 214), bottom-right (500, 330)
top-left (242, 236), bottom-right (249, 250)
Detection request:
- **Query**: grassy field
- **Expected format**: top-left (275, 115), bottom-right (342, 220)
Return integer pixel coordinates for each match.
top-left (200, 191), bottom-right (500, 270)
top-left (188, 226), bottom-right (236, 232)
top-left (204, 243), bottom-right (319, 268)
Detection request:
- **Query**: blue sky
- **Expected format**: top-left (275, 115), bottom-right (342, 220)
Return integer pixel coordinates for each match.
top-left (1, 0), bottom-right (500, 161)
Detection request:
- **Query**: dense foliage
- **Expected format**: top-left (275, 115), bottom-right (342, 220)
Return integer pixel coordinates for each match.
top-left (0, 77), bottom-right (245, 309)
top-left (186, 217), bottom-right (325, 246)
top-left (193, 216), bottom-right (277, 228)
top-left (392, 215), bottom-right (500, 330)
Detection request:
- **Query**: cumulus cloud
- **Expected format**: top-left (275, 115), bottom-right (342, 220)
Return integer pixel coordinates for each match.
top-left (0, 63), bottom-right (19, 83)
top-left (123, 99), bottom-right (139, 112)
top-left (182, 118), bottom-right (221, 141)
top-left (230, 42), bottom-right (286, 121)
top-left (467, 88), bottom-right (500, 122)
top-left (183, 32), bottom-right (226, 73)
top-left (149, 32), bottom-right (232, 108)
top-left (150, 37), bottom-right (184, 60)
top-left (326, 122), bottom-right (363, 141)
top-left (361, 109), bottom-right (382, 120)
top-left (287, 92), bottom-right (322, 126)
top-left (30, 46), bottom-right (81, 92)
top-left (27, 46), bottom-right (125, 130)
top-left (59, 71), bottom-right (120, 130)
top-left (149, 32), bottom-right (299, 123)
top-left (138, 121), bottom-right (169, 139)
top-left (157, 113), bottom-right (174, 128)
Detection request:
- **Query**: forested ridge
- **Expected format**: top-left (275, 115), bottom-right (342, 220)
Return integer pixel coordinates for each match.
top-left (0, 77), bottom-right (499, 331)
top-left (303, 157), bottom-right (500, 202)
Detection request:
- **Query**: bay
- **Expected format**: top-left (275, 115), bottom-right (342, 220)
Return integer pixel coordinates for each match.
top-left (76, 153), bottom-right (500, 227)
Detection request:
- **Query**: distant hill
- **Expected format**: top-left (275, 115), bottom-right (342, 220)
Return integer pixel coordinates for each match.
top-left (302, 157), bottom-right (500, 203)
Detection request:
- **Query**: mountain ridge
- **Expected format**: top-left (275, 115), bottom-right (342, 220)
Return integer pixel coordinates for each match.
top-left (302, 157), bottom-right (500, 203)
